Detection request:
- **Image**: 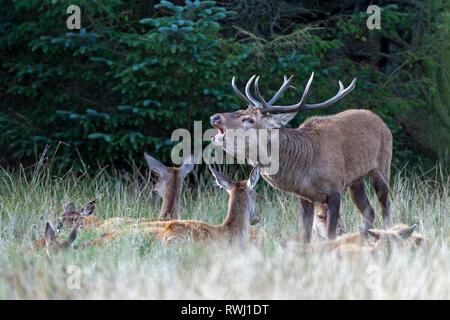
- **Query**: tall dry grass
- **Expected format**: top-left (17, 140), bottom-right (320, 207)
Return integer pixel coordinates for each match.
top-left (0, 162), bottom-right (448, 299)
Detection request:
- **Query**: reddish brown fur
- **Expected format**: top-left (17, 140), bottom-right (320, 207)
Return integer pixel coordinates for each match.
top-left (288, 224), bottom-right (424, 256)
top-left (145, 153), bottom-right (194, 221)
top-left (156, 180), bottom-right (257, 245)
top-left (212, 107), bottom-right (393, 242)
top-left (77, 166), bottom-right (261, 248)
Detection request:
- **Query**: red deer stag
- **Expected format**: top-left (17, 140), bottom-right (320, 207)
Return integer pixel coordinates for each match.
top-left (210, 73), bottom-right (392, 242)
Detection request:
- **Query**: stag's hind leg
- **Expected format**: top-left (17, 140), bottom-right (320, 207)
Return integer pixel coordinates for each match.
top-left (369, 170), bottom-right (392, 228)
top-left (348, 179), bottom-right (375, 232)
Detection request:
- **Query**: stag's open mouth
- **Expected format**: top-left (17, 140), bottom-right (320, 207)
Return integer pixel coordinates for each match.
top-left (211, 125), bottom-right (226, 145)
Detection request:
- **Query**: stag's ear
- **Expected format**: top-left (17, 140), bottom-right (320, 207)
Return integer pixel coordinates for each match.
top-left (144, 153), bottom-right (169, 178)
top-left (208, 166), bottom-right (234, 193)
top-left (266, 112), bottom-right (297, 127)
top-left (64, 203), bottom-right (75, 213)
top-left (45, 222), bottom-right (56, 243)
top-left (81, 199), bottom-right (96, 217)
top-left (247, 163), bottom-right (261, 190)
top-left (397, 224), bottom-right (418, 239)
top-left (180, 155), bottom-right (194, 178)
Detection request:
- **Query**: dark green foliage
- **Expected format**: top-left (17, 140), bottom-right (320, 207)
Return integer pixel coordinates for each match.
top-left (0, 0), bottom-right (448, 172)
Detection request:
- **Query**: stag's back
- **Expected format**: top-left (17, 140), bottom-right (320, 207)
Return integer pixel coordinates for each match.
top-left (263, 110), bottom-right (392, 199)
top-left (301, 110), bottom-right (392, 191)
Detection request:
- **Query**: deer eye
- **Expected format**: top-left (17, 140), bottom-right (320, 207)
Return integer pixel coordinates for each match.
top-left (243, 118), bottom-right (254, 124)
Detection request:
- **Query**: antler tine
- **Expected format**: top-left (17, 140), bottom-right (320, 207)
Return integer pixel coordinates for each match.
top-left (245, 75), bottom-right (262, 107)
top-left (302, 77), bottom-right (357, 110)
top-left (262, 72), bottom-right (314, 113)
top-left (263, 74), bottom-right (357, 113)
top-left (231, 76), bottom-right (253, 106)
top-left (267, 75), bottom-right (296, 106)
top-left (254, 76), bottom-right (269, 111)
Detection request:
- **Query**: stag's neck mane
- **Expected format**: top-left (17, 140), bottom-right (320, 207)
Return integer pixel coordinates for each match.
top-left (250, 126), bottom-right (317, 176)
top-left (252, 126), bottom-right (319, 197)
top-left (280, 126), bottom-right (317, 165)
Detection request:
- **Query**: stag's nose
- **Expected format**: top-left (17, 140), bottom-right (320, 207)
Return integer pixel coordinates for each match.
top-left (210, 114), bottom-right (222, 125)
top-left (56, 221), bottom-right (63, 230)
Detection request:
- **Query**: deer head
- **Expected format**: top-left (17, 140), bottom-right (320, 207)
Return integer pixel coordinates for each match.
top-left (45, 222), bottom-right (78, 254)
top-left (367, 224), bottom-right (419, 248)
top-left (210, 73), bottom-right (357, 145)
top-left (209, 164), bottom-right (261, 227)
top-left (145, 153), bottom-right (194, 221)
top-left (56, 199), bottom-right (96, 231)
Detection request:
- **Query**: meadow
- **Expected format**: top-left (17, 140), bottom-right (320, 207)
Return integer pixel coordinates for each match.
top-left (0, 162), bottom-right (448, 299)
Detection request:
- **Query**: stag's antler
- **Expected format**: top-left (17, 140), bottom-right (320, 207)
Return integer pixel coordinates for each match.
top-left (231, 75), bottom-right (262, 107)
top-left (232, 73), bottom-right (357, 114)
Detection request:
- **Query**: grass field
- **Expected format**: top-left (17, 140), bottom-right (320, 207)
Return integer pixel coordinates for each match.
top-left (0, 163), bottom-right (448, 299)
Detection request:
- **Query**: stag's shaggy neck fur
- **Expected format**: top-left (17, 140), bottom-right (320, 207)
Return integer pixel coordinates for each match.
top-left (256, 126), bottom-right (320, 200)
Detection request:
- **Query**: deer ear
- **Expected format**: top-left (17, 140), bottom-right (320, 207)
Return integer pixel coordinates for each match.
top-left (45, 222), bottom-right (56, 243)
top-left (267, 112), bottom-right (297, 127)
top-left (68, 224), bottom-right (78, 244)
top-left (398, 224), bottom-right (418, 239)
top-left (64, 203), bottom-right (75, 213)
top-left (81, 199), bottom-right (96, 217)
top-left (144, 153), bottom-right (169, 178)
top-left (247, 163), bottom-right (261, 190)
top-left (366, 229), bottom-right (381, 240)
top-left (208, 166), bottom-right (234, 192)
top-left (180, 155), bottom-right (194, 178)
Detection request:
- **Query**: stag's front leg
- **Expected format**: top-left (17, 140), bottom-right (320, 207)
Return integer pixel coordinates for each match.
top-left (326, 192), bottom-right (341, 240)
top-left (298, 197), bottom-right (314, 243)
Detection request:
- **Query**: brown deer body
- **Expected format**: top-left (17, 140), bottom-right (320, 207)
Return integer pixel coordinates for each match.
top-left (75, 165), bottom-right (261, 248)
top-left (50, 153), bottom-right (193, 235)
top-left (54, 199), bottom-right (155, 233)
top-left (145, 154), bottom-right (194, 221)
top-left (156, 165), bottom-right (260, 245)
top-left (210, 73), bottom-right (393, 242)
top-left (288, 224), bottom-right (424, 256)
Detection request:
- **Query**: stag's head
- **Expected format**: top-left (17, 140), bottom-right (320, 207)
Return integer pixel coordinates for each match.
top-left (56, 199), bottom-right (96, 231)
top-left (211, 73), bottom-right (356, 146)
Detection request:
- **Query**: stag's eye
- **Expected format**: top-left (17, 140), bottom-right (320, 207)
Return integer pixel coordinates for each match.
top-left (243, 118), bottom-right (254, 124)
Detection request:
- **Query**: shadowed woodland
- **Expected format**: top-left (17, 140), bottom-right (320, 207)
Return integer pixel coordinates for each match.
top-left (0, 0), bottom-right (448, 173)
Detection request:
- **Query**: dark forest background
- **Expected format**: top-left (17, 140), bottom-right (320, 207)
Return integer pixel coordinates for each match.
top-left (1, 0), bottom-right (448, 173)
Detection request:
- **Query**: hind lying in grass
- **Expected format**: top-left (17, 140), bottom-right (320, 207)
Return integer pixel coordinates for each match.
top-left (55, 199), bottom-right (157, 231)
top-left (43, 164), bottom-right (262, 252)
top-left (287, 224), bottom-right (426, 256)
